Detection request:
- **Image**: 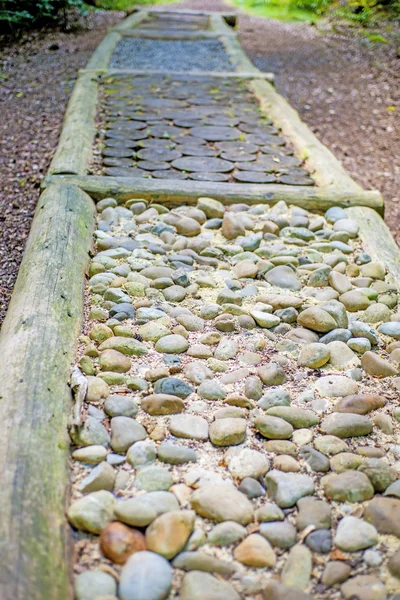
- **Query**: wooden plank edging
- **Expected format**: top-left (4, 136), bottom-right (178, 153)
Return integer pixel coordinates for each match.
top-left (210, 13), bottom-right (261, 74)
top-left (48, 73), bottom-right (98, 176)
top-left (0, 184), bottom-right (96, 600)
top-left (79, 68), bottom-right (275, 81)
top-left (345, 206), bottom-right (400, 290)
top-left (86, 31), bottom-right (122, 70)
top-left (111, 9), bottom-right (148, 32)
top-left (43, 175), bottom-right (384, 213)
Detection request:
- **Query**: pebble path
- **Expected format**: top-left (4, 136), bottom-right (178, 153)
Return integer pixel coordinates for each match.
top-left (69, 196), bottom-right (400, 600)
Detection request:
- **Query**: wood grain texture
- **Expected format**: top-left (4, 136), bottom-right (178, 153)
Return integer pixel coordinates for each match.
top-left (346, 206), bottom-right (400, 289)
top-left (48, 73), bottom-right (98, 176)
top-left (43, 175), bottom-right (384, 212)
top-left (80, 68), bottom-right (274, 80)
top-left (120, 30), bottom-right (231, 40)
top-left (145, 7), bottom-right (236, 17)
top-left (0, 184), bottom-right (96, 600)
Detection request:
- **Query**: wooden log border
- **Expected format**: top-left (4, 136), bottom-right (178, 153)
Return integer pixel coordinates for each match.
top-left (43, 174), bottom-right (384, 214)
top-left (80, 68), bottom-right (275, 81)
top-left (111, 9), bottom-right (148, 33)
top-left (48, 72), bottom-right (97, 176)
top-left (144, 7), bottom-right (237, 23)
top-left (48, 11), bottom-right (147, 175)
top-left (0, 184), bottom-right (96, 600)
top-left (346, 207), bottom-right (400, 290)
top-left (119, 30), bottom-right (235, 40)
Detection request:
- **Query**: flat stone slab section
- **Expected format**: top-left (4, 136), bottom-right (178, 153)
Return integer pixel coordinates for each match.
top-left (94, 73), bottom-right (314, 186)
top-left (134, 11), bottom-right (211, 32)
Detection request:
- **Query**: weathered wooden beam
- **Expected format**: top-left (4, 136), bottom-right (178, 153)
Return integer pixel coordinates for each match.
top-left (143, 8), bottom-right (237, 20)
top-left (86, 31), bottom-right (122, 70)
top-left (43, 175), bottom-right (384, 213)
top-left (210, 13), bottom-right (261, 74)
top-left (346, 207), bottom-right (400, 289)
top-left (111, 9), bottom-right (148, 32)
top-left (119, 29), bottom-right (234, 40)
top-left (0, 184), bottom-right (96, 600)
top-left (48, 73), bottom-right (98, 176)
top-left (79, 68), bottom-right (275, 81)
top-left (150, 9), bottom-right (235, 25)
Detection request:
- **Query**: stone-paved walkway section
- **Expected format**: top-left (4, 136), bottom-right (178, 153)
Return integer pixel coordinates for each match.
top-left (129, 11), bottom-right (211, 34)
top-left (69, 197), bottom-right (400, 600)
top-left (95, 74), bottom-right (313, 185)
top-left (109, 40), bottom-right (234, 72)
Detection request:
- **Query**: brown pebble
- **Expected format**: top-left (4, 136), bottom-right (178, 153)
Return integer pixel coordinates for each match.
top-left (134, 299), bottom-right (152, 309)
top-left (264, 440), bottom-right (297, 457)
top-left (388, 548), bottom-right (400, 579)
top-left (273, 455), bottom-right (301, 472)
top-left (364, 497), bottom-right (400, 537)
top-left (234, 534), bottom-right (276, 567)
top-left (333, 394), bottom-right (386, 415)
top-left (341, 575), bottom-right (386, 600)
top-left (149, 425), bottom-right (166, 441)
top-left (141, 394), bottom-right (185, 415)
top-left (392, 377), bottom-right (400, 390)
top-left (390, 348), bottom-right (400, 364)
top-left (321, 561), bottom-right (351, 588)
top-left (145, 367), bottom-right (169, 382)
top-left (372, 413), bottom-right (393, 435)
top-left (361, 351), bottom-right (397, 378)
top-left (387, 341), bottom-right (400, 353)
top-left (172, 325), bottom-right (189, 338)
top-left (224, 393), bottom-right (255, 409)
top-left (100, 522), bottom-right (146, 564)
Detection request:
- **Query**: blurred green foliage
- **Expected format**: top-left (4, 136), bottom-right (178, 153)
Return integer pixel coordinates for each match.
top-left (231, 0), bottom-right (399, 23)
top-left (0, 0), bottom-right (86, 31)
top-left (1, 0), bottom-right (397, 33)
top-left (93, 0), bottom-right (168, 8)
top-left (0, 0), bottom-right (171, 33)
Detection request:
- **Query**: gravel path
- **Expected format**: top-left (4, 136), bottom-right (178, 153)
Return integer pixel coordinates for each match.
top-left (110, 38), bottom-right (234, 71)
top-left (69, 196), bottom-right (400, 599)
